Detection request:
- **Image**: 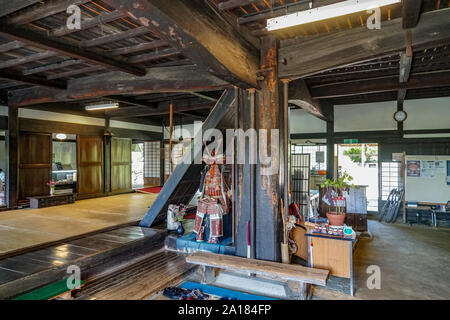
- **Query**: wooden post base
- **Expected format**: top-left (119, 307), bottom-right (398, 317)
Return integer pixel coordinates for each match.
top-left (285, 281), bottom-right (312, 300)
top-left (200, 266), bottom-right (216, 284)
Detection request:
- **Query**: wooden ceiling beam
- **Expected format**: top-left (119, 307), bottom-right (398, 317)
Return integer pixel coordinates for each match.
top-left (51, 10), bottom-right (126, 37)
top-left (106, 95), bottom-right (158, 109)
top-left (0, 40), bottom-right (24, 53)
top-left (218, 0), bottom-right (256, 11)
top-left (107, 40), bottom-right (169, 56)
top-left (103, 0), bottom-right (259, 88)
top-left (0, 22), bottom-right (146, 76)
top-left (108, 102), bottom-right (214, 119)
top-left (0, 51), bottom-right (57, 69)
top-left (7, 65), bottom-right (230, 107)
top-left (46, 66), bottom-right (104, 80)
top-left (126, 48), bottom-right (181, 64)
top-left (23, 59), bottom-right (83, 75)
top-left (7, 0), bottom-right (91, 25)
top-left (0, 1), bottom-right (42, 17)
top-left (310, 70), bottom-right (450, 99)
top-left (80, 26), bottom-right (151, 48)
top-left (279, 8), bottom-right (450, 79)
top-left (0, 69), bottom-right (66, 89)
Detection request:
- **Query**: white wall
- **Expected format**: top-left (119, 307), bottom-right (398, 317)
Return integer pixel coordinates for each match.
top-left (333, 97), bottom-right (450, 132)
top-left (290, 109), bottom-right (326, 134)
top-left (404, 97), bottom-right (450, 130)
top-left (334, 101), bottom-right (397, 132)
top-left (19, 109), bottom-right (105, 127)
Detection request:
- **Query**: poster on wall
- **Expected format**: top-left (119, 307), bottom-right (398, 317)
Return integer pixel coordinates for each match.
top-left (407, 160), bottom-right (421, 177)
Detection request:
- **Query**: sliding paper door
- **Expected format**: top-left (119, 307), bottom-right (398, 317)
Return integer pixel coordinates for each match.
top-left (111, 137), bottom-right (132, 193)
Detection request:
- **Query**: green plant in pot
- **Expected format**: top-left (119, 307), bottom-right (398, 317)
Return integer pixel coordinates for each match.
top-left (320, 172), bottom-right (355, 226)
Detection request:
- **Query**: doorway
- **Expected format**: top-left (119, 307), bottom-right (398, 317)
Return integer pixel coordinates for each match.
top-left (132, 142), bottom-right (144, 189)
top-left (337, 143), bottom-right (379, 212)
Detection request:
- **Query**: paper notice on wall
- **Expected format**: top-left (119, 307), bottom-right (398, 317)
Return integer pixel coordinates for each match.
top-left (407, 160), bottom-right (420, 177)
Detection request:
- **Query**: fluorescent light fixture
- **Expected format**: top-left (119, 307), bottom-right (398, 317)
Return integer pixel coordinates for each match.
top-left (85, 102), bottom-right (119, 111)
top-left (55, 133), bottom-right (67, 140)
top-left (267, 0), bottom-right (401, 31)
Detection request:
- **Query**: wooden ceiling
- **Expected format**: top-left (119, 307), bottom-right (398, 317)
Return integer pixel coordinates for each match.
top-left (0, 0), bottom-right (448, 125)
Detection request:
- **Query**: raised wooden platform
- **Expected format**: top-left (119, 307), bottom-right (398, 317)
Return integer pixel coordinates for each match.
top-left (0, 226), bottom-right (166, 299)
top-left (28, 193), bottom-right (75, 209)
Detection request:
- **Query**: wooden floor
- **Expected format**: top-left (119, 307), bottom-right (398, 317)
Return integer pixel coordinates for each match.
top-left (73, 250), bottom-right (196, 300)
top-left (0, 193), bottom-right (158, 258)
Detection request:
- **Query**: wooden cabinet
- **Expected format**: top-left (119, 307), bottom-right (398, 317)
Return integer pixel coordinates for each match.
top-left (18, 133), bottom-right (52, 199)
top-left (345, 213), bottom-right (367, 232)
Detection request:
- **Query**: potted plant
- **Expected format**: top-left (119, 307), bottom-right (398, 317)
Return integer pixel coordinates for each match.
top-left (320, 172), bottom-right (355, 226)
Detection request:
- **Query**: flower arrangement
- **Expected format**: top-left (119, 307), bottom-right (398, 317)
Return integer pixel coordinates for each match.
top-left (47, 180), bottom-right (57, 195)
top-left (175, 204), bottom-right (188, 222)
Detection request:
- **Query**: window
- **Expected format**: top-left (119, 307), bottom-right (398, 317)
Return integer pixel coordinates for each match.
top-left (381, 162), bottom-right (402, 200)
top-left (144, 142), bottom-right (160, 178)
top-left (291, 144), bottom-right (327, 171)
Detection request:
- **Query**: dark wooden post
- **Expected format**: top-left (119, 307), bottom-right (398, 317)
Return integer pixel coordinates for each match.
top-left (326, 118), bottom-right (335, 181)
top-left (104, 117), bottom-right (111, 194)
top-left (254, 36), bottom-right (283, 261)
top-left (6, 105), bottom-right (18, 209)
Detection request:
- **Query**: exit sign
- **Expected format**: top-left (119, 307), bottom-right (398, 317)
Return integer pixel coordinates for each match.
top-left (344, 139), bottom-right (359, 144)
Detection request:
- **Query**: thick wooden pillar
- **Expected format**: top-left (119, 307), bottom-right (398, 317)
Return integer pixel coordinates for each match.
top-left (326, 119), bottom-right (335, 180)
top-left (6, 105), bottom-right (18, 209)
top-left (254, 36), bottom-right (283, 261)
top-left (235, 89), bottom-right (253, 259)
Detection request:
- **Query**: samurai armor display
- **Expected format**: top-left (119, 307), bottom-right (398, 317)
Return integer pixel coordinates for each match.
top-left (193, 211), bottom-right (205, 234)
top-left (196, 226), bottom-right (205, 242)
top-left (204, 164), bottom-right (223, 197)
top-left (209, 212), bottom-right (223, 238)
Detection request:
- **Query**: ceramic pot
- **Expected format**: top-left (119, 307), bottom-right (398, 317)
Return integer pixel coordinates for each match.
top-left (176, 222), bottom-right (185, 235)
top-left (326, 212), bottom-right (346, 226)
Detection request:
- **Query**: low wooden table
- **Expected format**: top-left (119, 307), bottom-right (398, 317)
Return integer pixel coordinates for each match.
top-left (27, 193), bottom-right (75, 209)
top-left (305, 232), bottom-right (358, 296)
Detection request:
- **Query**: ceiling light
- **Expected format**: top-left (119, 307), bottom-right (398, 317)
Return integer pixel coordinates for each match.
top-left (266, 0), bottom-right (401, 31)
top-left (55, 133), bottom-right (67, 140)
top-left (85, 102), bottom-right (119, 111)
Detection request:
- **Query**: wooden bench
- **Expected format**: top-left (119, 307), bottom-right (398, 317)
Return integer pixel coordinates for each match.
top-left (186, 251), bottom-right (329, 300)
top-left (27, 193), bottom-right (75, 209)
